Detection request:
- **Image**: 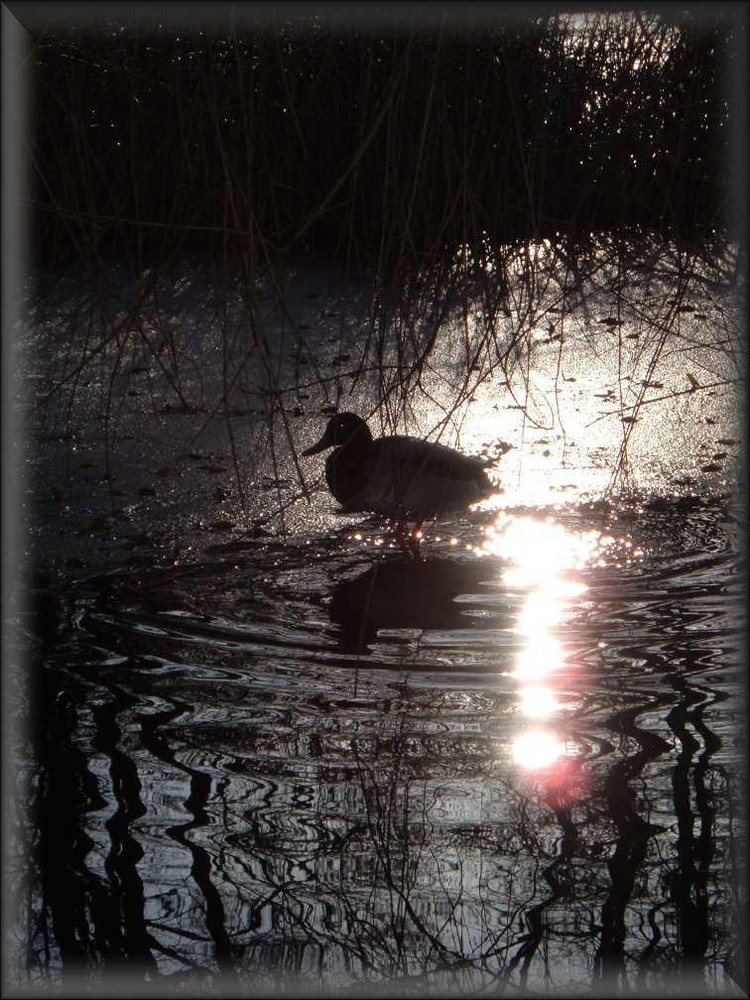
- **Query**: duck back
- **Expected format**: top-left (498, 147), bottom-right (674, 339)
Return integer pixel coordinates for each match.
top-left (339, 435), bottom-right (493, 519)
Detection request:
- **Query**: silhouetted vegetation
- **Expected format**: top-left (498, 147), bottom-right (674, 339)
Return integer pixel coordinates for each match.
top-left (21, 8), bottom-right (744, 497)
top-left (29, 10), bottom-right (736, 275)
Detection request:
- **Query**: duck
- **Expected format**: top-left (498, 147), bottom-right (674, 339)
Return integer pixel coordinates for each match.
top-left (302, 412), bottom-right (508, 541)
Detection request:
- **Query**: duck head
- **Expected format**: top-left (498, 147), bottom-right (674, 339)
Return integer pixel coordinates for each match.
top-left (302, 412), bottom-right (372, 456)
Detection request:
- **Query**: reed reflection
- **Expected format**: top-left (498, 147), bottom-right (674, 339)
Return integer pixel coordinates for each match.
top-left (477, 514), bottom-right (605, 776)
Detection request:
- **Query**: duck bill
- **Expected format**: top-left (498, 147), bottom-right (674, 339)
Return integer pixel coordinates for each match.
top-left (302, 433), bottom-right (331, 456)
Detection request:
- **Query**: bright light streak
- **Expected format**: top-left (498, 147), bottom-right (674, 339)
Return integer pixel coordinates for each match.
top-left (513, 634), bottom-right (565, 682)
top-left (481, 513), bottom-right (603, 776)
top-left (515, 589), bottom-right (567, 634)
top-left (518, 684), bottom-right (560, 719)
top-left (511, 730), bottom-right (565, 770)
top-left (480, 515), bottom-right (602, 586)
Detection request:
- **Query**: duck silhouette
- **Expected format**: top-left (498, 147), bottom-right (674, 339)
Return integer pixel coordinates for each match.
top-left (303, 412), bottom-right (509, 543)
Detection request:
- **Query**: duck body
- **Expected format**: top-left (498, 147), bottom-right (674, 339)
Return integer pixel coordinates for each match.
top-left (303, 412), bottom-right (497, 521)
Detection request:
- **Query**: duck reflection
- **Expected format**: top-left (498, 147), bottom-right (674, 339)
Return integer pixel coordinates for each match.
top-left (329, 556), bottom-right (502, 655)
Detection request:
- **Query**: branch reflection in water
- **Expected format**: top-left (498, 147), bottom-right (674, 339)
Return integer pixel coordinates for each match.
top-left (24, 499), bottom-right (743, 995)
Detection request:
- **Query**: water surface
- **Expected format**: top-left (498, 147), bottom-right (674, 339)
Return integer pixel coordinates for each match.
top-left (24, 496), bottom-right (745, 996)
top-left (12, 252), bottom-right (746, 996)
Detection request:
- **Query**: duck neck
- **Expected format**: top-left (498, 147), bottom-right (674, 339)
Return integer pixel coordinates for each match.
top-left (338, 423), bottom-right (372, 459)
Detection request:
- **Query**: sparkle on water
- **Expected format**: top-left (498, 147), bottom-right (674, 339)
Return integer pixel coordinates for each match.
top-left (477, 514), bottom-right (609, 773)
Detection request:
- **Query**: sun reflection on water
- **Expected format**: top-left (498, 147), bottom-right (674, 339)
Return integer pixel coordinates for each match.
top-left (511, 729), bottom-right (566, 769)
top-left (477, 513), bottom-right (607, 781)
top-left (517, 684), bottom-right (560, 719)
top-left (512, 633), bottom-right (565, 683)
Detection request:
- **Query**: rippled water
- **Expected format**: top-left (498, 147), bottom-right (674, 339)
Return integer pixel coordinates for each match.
top-left (11, 245), bottom-right (745, 995)
top-left (21, 494), bottom-right (745, 996)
